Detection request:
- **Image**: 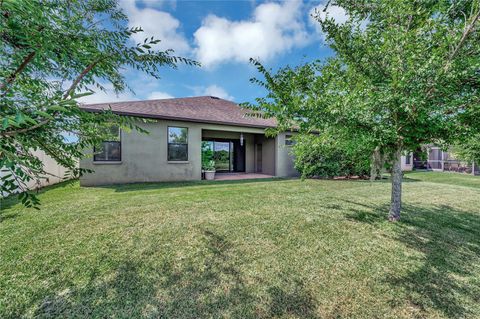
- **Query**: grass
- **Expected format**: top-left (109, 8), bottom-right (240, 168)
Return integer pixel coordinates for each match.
top-left (1, 172), bottom-right (479, 318)
top-left (405, 170), bottom-right (480, 189)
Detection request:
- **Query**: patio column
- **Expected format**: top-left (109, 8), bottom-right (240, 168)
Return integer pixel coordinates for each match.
top-left (440, 151), bottom-right (444, 171)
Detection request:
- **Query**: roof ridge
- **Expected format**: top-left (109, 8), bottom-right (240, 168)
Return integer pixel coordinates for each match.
top-left (81, 95), bottom-right (234, 107)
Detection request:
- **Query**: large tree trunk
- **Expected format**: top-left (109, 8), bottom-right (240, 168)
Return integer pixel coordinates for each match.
top-left (370, 146), bottom-right (383, 181)
top-left (389, 147), bottom-right (403, 221)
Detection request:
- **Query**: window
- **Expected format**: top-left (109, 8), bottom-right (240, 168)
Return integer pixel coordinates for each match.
top-left (405, 154), bottom-right (411, 165)
top-left (94, 126), bottom-right (121, 162)
top-left (285, 134), bottom-right (295, 146)
top-left (168, 127), bottom-right (188, 161)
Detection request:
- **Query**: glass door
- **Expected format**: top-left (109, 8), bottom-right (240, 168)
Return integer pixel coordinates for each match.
top-left (202, 138), bottom-right (245, 172)
top-left (213, 141), bottom-right (234, 172)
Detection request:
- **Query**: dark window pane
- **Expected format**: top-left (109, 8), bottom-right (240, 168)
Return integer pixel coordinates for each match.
top-left (168, 127), bottom-right (188, 161)
top-left (94, 144), bottom-right (106, 161)
top-left (405, 155), bottom-right (410, 164)
top-left (94, 141), bottom-right (121, 161)
top-left (168, 144), bottom-right (188, 161)
top-left (168, 127), bottom-right (188, 143)
top-left (285, 135), bottom-right (295, 146)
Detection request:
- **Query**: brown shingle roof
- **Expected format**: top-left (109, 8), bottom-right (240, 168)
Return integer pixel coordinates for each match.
top-left (80, 96), bottom-right (277, 129)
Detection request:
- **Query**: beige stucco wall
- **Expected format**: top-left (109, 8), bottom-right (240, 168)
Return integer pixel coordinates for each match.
top-left (276, 132), bottom-right (300, 177)
top-left (80, 120), bottom-right (270, 186)
top-left (254, 135), bottom-right (276, 175)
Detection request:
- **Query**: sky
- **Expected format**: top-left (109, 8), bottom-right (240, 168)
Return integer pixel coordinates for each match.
top-left (79, 0), bottom-right (348, 105)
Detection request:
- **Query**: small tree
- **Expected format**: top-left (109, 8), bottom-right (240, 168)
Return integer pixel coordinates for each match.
top-left (0, 0), bottom-right (198, 206)
top-left (246, 0), bottom-right (480, 220)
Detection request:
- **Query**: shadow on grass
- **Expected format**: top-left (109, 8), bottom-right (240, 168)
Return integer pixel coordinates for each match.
top-left (31, 229), bottom-right (318, 318)
top-left (101, 175), bottom-right (423, 194)
top-left (98, 177), bottom-right (286, 193)
top-left (0, 180), bottom-right (78, 214)
top-left (345, 200), bottom-right (480, 317)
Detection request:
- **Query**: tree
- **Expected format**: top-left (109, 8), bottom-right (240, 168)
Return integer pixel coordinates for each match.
top-left (452, 135), bottom-right (480, 165)
top-left (0, 0), bottom-right (198, 207)
top-left (246, 0), bottom-right (480, 221)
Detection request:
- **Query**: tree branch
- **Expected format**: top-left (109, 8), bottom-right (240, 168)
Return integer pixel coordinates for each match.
top-left (0, 118), bottom-right (51, 137)
top-left (1, 60), bottom-right (100, 137)
top-left (426, 9), bottom-right (480, 97)
top-left (63, 60), bottom-right (99, 99)
top-left (445, 9), bottom-right (480, 71)
top-left (0, 51), bottom-right (36, 92)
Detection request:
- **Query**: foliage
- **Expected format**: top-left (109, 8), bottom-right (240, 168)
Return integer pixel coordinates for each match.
top-left (201, 141), bottom-right (214, 170)
top-left (0, 0), bottom-right (198, 206)
top-left (452, 134), bottom-right (480, 163)
top-left (202, 160), bottom-right (216, 172)
top-left (245, 0), bottom-right (480, 220)
top-left (293, 133), bottom-right (371, 178)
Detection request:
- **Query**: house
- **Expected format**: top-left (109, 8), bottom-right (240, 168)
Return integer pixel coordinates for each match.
top-left (401, 154), bottom-right (414, 171)
top-left (79, 96), bottom-right (299, 186)
top-left (412, 146), bottom-right (478, 175)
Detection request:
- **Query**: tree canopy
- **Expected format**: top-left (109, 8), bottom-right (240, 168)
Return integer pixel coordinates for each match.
top-left (246, 0), bottom-right (480, 220)
top-left (0, 0), bottom-right (198, 207)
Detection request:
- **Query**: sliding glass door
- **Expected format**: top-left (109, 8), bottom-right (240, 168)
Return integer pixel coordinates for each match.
top-left (202, 139), bottom-right (245, 172)
top-left (214, 141), bottom-right (233, 172)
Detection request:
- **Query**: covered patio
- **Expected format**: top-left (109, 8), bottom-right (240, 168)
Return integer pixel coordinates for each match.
top-left (202, 128), bottom-right (276, 176)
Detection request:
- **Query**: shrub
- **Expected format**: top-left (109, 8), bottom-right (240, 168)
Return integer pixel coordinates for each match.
top-left (292, 134), bottom-right (372, 178)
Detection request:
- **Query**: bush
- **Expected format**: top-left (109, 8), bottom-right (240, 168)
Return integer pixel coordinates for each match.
top-left (292, 134), bottom-right (372, 178)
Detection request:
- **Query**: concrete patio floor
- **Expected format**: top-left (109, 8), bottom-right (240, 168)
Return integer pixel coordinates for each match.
top-left (214, 173), bottom-right (274, 181)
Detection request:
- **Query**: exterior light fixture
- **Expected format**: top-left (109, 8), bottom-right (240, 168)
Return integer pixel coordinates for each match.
top-left (240, 133), bottom-right (244, 146)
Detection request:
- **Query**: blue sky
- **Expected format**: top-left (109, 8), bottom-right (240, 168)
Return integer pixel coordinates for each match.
top-left (80, 0), bottom-right (347, 105)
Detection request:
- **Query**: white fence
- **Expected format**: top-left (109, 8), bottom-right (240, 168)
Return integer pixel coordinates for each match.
top-left (1, 150), bottom-right (73, 198)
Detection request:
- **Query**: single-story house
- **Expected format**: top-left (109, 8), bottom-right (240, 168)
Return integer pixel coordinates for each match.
top-left (79, 96), bottom-right (300, 186)
top-left (412, 146), bottom-right (478, 175)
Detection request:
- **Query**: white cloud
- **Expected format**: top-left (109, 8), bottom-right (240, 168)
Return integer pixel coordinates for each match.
top-left (309, 3), bottom-right (349, 27)
top-left (78, 84), bottom-right (138, 104)
top-left (121, 0), bottom-right (190, 54)
top-left (147, 91), bottom-right (174, 100)
top-left (309, 3), bottom-right (368, 37)
top-left (193, 0), bottom-right (310, 67)
top-left (193, 85), bottom-right (234, 101)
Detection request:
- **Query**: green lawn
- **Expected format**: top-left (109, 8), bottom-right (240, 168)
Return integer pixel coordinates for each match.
top-left (1, 172), bottom-right (479, 318)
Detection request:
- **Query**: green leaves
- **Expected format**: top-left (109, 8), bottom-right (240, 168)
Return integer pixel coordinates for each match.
top-left (293, 133), bottom-right (373, 179)
top-left (0, 0), bottom-right (198, 207)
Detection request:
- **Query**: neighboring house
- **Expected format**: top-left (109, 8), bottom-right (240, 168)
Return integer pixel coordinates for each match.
top-left (411, 146), bottom-right (478, 175)
top-left (79, 96), bottom-right (299, 186)
top-left (401, 154), bottom-right (414, 171)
